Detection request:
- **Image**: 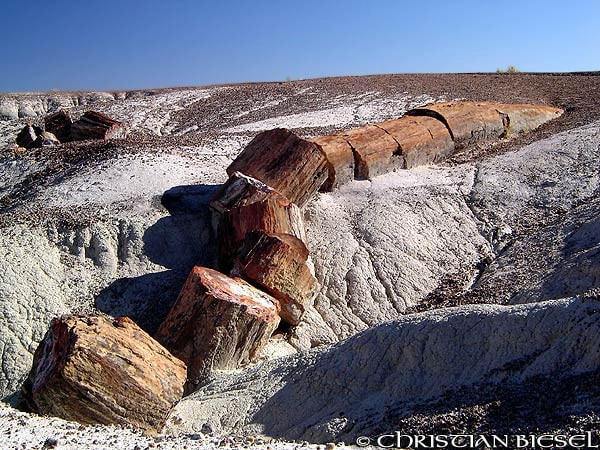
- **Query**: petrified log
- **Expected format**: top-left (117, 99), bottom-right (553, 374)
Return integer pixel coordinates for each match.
top-left (310, 134), bottom-right (355, 191)
top-left (22, 315), bottom-right (186, 433)
top-left (378, 116), bottom-right (455, 168)
top-left (44, 109), bottom-right (72, 142)
top-left (35, 131), bottom-right (60, 147)
top-left (70, 111), bottom-right (125, 141)
top-left (226, 128), bottom-right (328, 207)
top-left (213, 172), bottom-right (307, 270)
top-left (232, 231), bottom-right (317, 325)
top-left (338, 124), bottom-right (404, 179)
top-left (155, 266), bottom-right (280, 393)
top-left (406, 101), bottom-right (506, 149)
top-left (16, 125), bottom-right (42, 149)
top-left (495, 103), bottom-right (563, 136)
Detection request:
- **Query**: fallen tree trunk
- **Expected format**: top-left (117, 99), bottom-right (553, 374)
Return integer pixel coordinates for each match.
top-left (70, 111), bottom-right (125, 141)
top-left (310, 134), bottom-right (355, 191)
top-left (226, 128), bottom-right (328, 207)
top-left (232, 231), bottom-right (318, 325)
top-left (22, 315), bottom-right (186, 433)
top-left (155, 266), bottom-right (280, 393)
top-left (44, 109), bottom-right (72, 142)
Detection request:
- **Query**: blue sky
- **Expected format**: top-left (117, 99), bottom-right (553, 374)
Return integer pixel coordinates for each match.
top-left (2, 0), bottom-right (598, 92)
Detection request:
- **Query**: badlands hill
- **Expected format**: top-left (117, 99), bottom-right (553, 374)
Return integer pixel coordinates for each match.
top-left (1, 73), bottom-right (600, 448)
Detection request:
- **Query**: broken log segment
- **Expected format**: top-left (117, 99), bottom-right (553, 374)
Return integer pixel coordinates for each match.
top-left (310, 134), bottom-right (355, 191)
top-left (406, 101), bottom-right (506, 149)
top-left (44, 109), bottom-right (72, 142)
top-left (16, 125), bottom-right (42, 149)
top-left (23, 315), bottom-right (186, 433)
top-left (226, 128), bottom-right (328, 207)
top-left (231, 231), bottom-right (317, 326)
top-left (338, 124), bottom-right (403, 179)
top-left (213, 172), bottom-right (307, 270)
top-left (155, 266), bottom-right (280, 394)
top-left (495, 103), bottom-right (564, 136)
top-left (70, 111), bottom-right (125, 141)
top-left (378, 116), bottom-right (455, 169)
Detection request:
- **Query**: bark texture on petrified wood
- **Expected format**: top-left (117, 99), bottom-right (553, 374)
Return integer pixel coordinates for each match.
top-left (339, 124), bottom-right (403, 179)
top-left (232, 231), bottom-right (317, 325)
top-left (155, 266), bottom-right (280, 393)
top-left (378, 116), bottom-right (455, 168)
top-left (44, 109), bottom-right (72, 142)
top-left (22, 315), bottom-right (186, 433)
top-left (495, 103), bottom-right (563, 136)
top-left (70, 111), bottom-right (125, 141)
top-left (310, 134), bottom-right (355, 191)
top-left (406, 101), bottom-right (505, 149)
top-left (214, 173), bottom-right (306, 270)
top-left (226, 128), bottom-right (328, 207)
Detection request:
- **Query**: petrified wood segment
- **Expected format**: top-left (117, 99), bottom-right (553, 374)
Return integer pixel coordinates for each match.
top-left (155, 266), bottom-right (280, 393)
top-left (44, 109), bottom-right (72, 142)
top-left (378, 116), bottom-right (455, 168)
top-left (23, 315), bottom-right (186, 433)
top-left (70, 111), bottom-right (125, 141)
top-left (226, 128), bottom-right (328, 207)
top-left (407, 101), bottom-right (505, 149)
top-left (16, 125), bottom-right (42, 149)
top-left (495, 104), bottom-right (564, 136)
top-left (339, 124), bottom-right (403, 179)
top-left (232, 232), bottom-right (317, 326)
top-left (311, 134), bottom-right (355, 191)
top-left (210, 171), bottom-right (285, 214)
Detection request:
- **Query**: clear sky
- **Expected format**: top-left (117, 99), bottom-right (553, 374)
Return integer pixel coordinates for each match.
top-left (2, 0), bottom-right (599, 92)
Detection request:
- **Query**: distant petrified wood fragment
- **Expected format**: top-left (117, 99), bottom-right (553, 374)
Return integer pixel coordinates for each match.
top-left (23, 315), bottom-right (186, 433)
top-left (311, 134), bottom-right (355, 191)
top-left (495, 103), bottom-right (564, 136)
top-left (339, 124), bottom-right (403, 179)
top-left (226, 128), bottom-right (328, 207)
top-left (35, 131), bottom-right (60, 147)
top-left (407, 101), bottom-right (505, 149)
top-left (214, 173), bottom-right (306, 269)
top-left (155, 266), bottom-right (280, 393)
top-left (232, 231), bottom-right (317, 325)
top-left (44, 109), bottom-right (73, 142)
top-left (378, 116), bottom-right (455, 168)
top-left (70, 111), bottom-right (125, 141)
top-left (16, 125), bottom-right (42, 149)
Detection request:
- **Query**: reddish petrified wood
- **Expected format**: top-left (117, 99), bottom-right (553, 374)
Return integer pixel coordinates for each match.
top-left (232, 231), bottom-right (317, 325)
top-left (226, 128), bottom-right (328, 207)
top-left (44, 109), bottom-right (73, 142)
top-left (406, 101), bottom-right (506, 149)
top-left (378, 116), bottom-right (455, 168)
top-left (70, 111), bottom-right (125, 141)
top-left (310, 134), bottom-right (355, 191)
top-left (495, 103), bottom-right (564, 136)
top-left (155, 266), bottom-right (280, 393)
top-left (214, 173), bottom-right (306, 270)
top-left (22, 315), bottom-right (186, 433)
top-left (338, 124), bottom-right (403, 179)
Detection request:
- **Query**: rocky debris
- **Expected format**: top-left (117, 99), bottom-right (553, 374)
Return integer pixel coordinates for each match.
top-left (16, 124), bottom-right (42, 149)
top-left (310, 134), bottom-right (355, 191)
top-left (232, 231), bottom-right (317, 325)
top-left (226, 128), bottom-right (328, 207)
top-left (70, 111), bottom-right (126, 141)
top-left (36, 131), bottom-right (60, 147)
top-left (44, 110), bottom-right (72, 142)
top-left (378, 116), bottom-right (455, 168)
top-left (22, 315), bottom-right (186, 434)
top-left (496, 103), bottom-right (565, 136)
top-left (155, 266), bottom-right (280, 393)
top-left (339, 124), bottom-right (402, 179)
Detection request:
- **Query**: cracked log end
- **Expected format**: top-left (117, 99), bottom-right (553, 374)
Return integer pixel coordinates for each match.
top-left (311, 135), bottom-right (355, 191)
top-left (44, 110), bottom-right (73, 142)
top-left (70, 111), bottom-right (125, 141)
top-left (16, 125), bottom-right (43, 149)
top-left (339, 124), bottom-right (404, 179)
top-left (226, 128), bottom-right (328, 207)
top-left (378, 116), bottom-right (455, 168)
top-left (22, 315), bottom-right (186, 434)
top-left (232, 231), bottom-right (317, 326)
top-left (155, 266), bottom-right (280, 394)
